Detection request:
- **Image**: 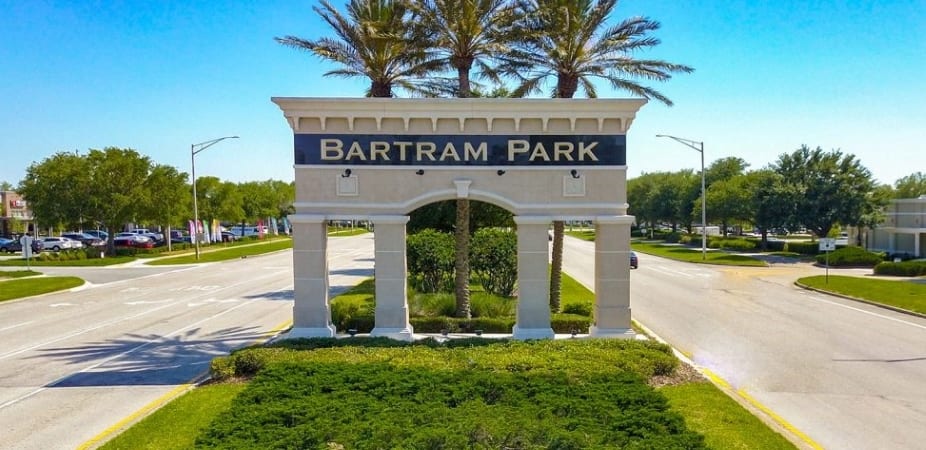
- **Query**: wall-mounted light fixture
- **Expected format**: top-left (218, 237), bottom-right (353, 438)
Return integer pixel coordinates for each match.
top-left (570, 169), bottom-right (580, 179)
top-left (415, 169), bottom-right (424, 175)
top-left (497, 169), bottom-right (506, 176)
top-left (341, 168), bottom-right (352, 178)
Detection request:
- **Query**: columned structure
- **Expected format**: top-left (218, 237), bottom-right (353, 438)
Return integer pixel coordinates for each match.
top-left (274, 98), bottom-right (646, 340)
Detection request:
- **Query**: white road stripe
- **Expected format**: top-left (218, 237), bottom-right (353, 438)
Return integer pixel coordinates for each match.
top-left (808, 295), bottom-right (926, 331)
top-left (0, 321), bottom-right (35, 333)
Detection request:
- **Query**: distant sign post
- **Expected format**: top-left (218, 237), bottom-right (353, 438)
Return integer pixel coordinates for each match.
top-left (19, 234), bottom-right (34, 270)
top-left (819, 238), bottom-right (836, 283)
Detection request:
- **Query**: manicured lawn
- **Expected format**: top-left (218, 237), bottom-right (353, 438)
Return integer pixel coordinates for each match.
top-left (0, 256), bottom-right (135, 267)
top-left (146, 239), bottom-right (293, 265)
top-left (99, 383), bottom-right (247, 450)
top-left (662, 382), bottom-right (797, 449)
top-left (798, 275), bottom-right (926, 314)
top-left (565, 229), bottom-right (596, 241)
top-left (0, 270), bottom-right (41, 279)
top-left (632, 242), bottom-right (767, 267)
top-left (328, 227), bottom-right (370, 236)
top-left (0, 276), bottom-right (84, 302)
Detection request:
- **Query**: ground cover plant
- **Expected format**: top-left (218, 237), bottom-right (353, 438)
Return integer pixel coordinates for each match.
top-left (632, 242), bottom-right (767, 267)
top-left (201, 338), bottom-right (706, 449)
top-left (798, 275), bottom-right (926, 314)
top-left (146, 239), bottom-right (293, 265)
top-left (0, 276), bottom-right (83, 302)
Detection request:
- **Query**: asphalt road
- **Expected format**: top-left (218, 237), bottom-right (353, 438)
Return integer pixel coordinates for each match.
top-left (0, 235), bottom-right (374, 450)
top-left (562, 236), bottom-right (926, 450)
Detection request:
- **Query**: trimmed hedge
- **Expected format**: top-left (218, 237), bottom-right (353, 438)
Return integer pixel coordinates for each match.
top-left (707, 237), bottom-right (756, 251)
top-left (785, 241), bottom-right (819, 255)
top-left (815, 246), bottom-right (884, 267)
top-left (874, 260), bottom-right (926, 277)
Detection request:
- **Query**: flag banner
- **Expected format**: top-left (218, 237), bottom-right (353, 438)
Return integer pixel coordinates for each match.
top-left (270, 217), bottom-right (279, 236)
top-left (188, 220), bottom-right (195, 242)
top-left (258, 219), bottom-right (265, 239)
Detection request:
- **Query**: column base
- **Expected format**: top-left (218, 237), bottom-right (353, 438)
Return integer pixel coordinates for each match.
top-left (370, 326), bottom-right (415, 341)
top-left (588, 326), bottom-right (636, 339)
top-left (512, 325), bottom-right (555, 340)
top-left (281, 326), bottom-right (336, 340)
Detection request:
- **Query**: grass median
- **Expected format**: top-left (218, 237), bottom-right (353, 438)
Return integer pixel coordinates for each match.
top-left (145, 239), bottom-right (293, 265)
top-left (0, 270), bottom-right (41, 279)
top-left (632, 242), bottom-right (767, 267)
top-left (0, 256), bottom-right (135, 267)
top-left (798, 275), bottom-right (926, 314)
top-left (0, 276), bottom-right (84, 302)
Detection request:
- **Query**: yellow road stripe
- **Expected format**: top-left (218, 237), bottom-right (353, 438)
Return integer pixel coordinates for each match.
top-left (77, 319), bottom-right (293, 449)
top-left (75, 383), bottom-right (193, 450)
top-left (737, 389), bottom-right (824, 450)
top-left (701, 368), bottom-right (823, 449)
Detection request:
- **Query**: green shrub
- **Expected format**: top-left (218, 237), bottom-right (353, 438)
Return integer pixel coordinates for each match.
top-left (785, 241), bottom-right (819, 255)
top-left (470, 292), bottom-right (515, 318)
top-left (406, 229), bottom-right (454, 293)
top-left (707, 237), bottom-right (756, 251)
top-left (410, 316), bottom-right (460, 333)
top-left (551, 314), bottom-right (592, 334)
top-left (815, 246), bottom-right (884, 267)
top-left (874, 260), bottom-right (926, 276)
top-left (746, 237), bottom-right (786, 252)
top-left (561, 302), bottom-right (592, 317)
top-left (470, 228), bottom-right (518, 297)
top-left (408, 292), bottom-right (456, 317)
top-left (210, 357), bottom-right (235, 381)
top-left (679, 234), bottom-right (694, 244)
top-left (330, 296), bottom-right (375, 332)
top-left (83, 246), bottom-right (104, 259)
top-left (663, 231), bottom-right (682, 243)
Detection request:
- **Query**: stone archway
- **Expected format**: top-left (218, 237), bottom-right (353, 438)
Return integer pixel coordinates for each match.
top-left (273, 98), bottom-right (646, 340)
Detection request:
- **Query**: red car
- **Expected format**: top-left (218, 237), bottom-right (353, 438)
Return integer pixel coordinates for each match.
top-left (113, 235), bottom-right (154, 249)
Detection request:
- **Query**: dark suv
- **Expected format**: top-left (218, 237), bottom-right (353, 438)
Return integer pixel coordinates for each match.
top-left (0, 236), bottom-right (44, 254)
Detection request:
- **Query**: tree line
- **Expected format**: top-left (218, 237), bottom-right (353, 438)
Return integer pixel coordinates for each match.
top-left (628, 146), bottom-right (925, 247)
top-left (14, 147), bottom-right (294, 250)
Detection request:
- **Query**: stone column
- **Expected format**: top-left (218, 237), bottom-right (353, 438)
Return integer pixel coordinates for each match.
top-left (512, 216), bottom-right (554, 340)
top-left (590, 215), bottom-right (635, 338)
top-left (285, 214), bottom-right (335, 338)
top-left (370, 215), bottom-right (414, 341)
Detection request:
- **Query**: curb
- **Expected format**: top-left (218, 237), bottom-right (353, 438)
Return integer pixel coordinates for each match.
top-left (632, 319), bottom-right (821, 450)
top-left (793, 281), bottom-right (926, 319)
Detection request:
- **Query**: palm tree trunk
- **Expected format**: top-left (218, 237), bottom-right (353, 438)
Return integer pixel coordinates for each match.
top-left (457, 65), bottom-right (471, 98)
top-left (549, 220), bottom-right (563, 312)
top-left (454, 198), bottom-right (471, 318)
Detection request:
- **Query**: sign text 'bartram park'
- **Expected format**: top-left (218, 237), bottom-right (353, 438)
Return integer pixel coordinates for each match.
top-left (294, 135), bottom-right (626, 166)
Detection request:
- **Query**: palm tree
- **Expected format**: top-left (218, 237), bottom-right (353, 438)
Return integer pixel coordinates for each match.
top-left (415, 0), bottom-right (517, 318)
top-left (275, 0), bottom-right (442, 97)
top-left (506, 0), bottom-right (693, 311)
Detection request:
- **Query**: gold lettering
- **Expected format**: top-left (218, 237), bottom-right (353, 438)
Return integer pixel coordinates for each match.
top-left (345, 142), bottom-right (367, 161)
top-left (439, 142), bottom-right (460, 161)
top-left (416, 142), bottom-right (436, 161)
top-left (578, 142), bottom-right (599, 161)
top-left (529, 142), bottom-right (551, 161)
top-left (370, 141), bottom-right (390, 161)
top-left (465, 142), bottom-right (487, 161)
top-left (553, 142), bottom-right (574, 161)
top-left (320, 139), bottom-right (343, 160)
top-left (395, 141), bottom-right (412, 161)
top-left (508, 139), bottom-right (529, 160)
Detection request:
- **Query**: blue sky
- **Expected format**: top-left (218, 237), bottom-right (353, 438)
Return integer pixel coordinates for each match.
top-left (1, 0), bottom-right (923, 187)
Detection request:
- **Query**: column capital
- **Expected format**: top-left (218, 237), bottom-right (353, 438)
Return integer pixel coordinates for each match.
top-left (513, 215), bottom-right (553, 226)
top-left (289, 214), bottom-right (327, 224)
top-left (595, 215), bottom-right (635, 225)
top-left (371, 215), bottom-right (410, 225)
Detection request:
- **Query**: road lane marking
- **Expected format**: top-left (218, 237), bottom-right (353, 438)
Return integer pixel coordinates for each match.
top-left (700, 367), bottom-right (824, 450)
top-left (77, 317), bottom-right (295, 449)
top-left (74, 383), bottom-right (194, 450)
top-left (49, 303), bottom-right (75, 307)
top-left (0, 321), bottom-right (35, 332)
top-left (807, 294), bottom-right (926, 331)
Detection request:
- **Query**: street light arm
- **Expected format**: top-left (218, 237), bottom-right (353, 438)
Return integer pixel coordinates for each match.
top-left (655, 134), bottom-right (703, 153)
top-left (192, 135), bottom-right (239, 156)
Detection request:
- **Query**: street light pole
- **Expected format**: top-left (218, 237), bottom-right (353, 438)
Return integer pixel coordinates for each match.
top-left (191, 135), bottom-right (239, 260)
top-left (656, 134), bottom-right (707, 260)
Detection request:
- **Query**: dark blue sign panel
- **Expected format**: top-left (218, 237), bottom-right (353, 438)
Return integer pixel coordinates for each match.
top-left (294, 134), bottom-right (626, 166)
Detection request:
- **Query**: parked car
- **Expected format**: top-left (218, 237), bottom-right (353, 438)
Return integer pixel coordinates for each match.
top-left (41, 236), bottom-right (78, 251)
top-left (0, 237), bottom-right (43, 254)
top-left (113, 234), bottom-right (154, 249)
top-left (62, 232), bottom-right (105, 247)
top-left (84, 230), bottom-right (109, 240)
top-left (630, 251), bottom-right (639, 269)
top-left (131, 228), bottom-right (164, 243)
top-left (220, 230), bottom-right (238, 242)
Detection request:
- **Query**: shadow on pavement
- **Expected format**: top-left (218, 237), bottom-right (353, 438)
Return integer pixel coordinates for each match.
top-left (34, 325), bottom-right (266, 387)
